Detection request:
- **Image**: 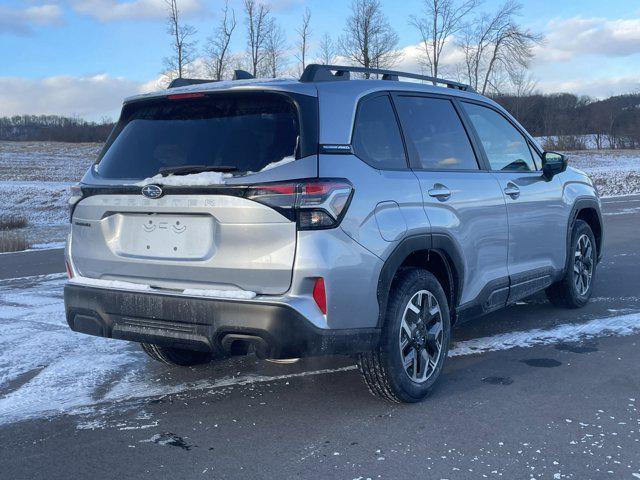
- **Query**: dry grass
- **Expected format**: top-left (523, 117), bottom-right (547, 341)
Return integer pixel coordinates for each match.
top-left (542, 136), bottom-right (589, 151)
top-left (0, 215), bottom-right (28, 230)
top-left (0, 232), bottom-right (30, 253)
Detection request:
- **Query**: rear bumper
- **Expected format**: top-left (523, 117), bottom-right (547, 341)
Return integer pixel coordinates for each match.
top-left (64, 283), bottom-right (379, 358)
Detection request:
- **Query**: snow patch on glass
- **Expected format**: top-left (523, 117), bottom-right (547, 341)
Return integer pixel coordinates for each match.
top-left (134, 156), bottom-right (296, 187)
top-left (134, 171), bottom-right (233, 187)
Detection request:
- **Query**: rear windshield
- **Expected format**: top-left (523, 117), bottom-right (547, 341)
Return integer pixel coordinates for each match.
top-left (95, 91), bottom-right (317, 180)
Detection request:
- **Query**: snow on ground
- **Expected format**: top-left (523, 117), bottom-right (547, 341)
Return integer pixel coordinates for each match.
top-left (1, 273), bottom-right (640, 426)
top-left (567, 150), bottom-right (640, 197)
top-left (0, 141), bottom-right (100, 182)
top-left (0, 142), bottom-right (100, 248)
top-left (2, 180), bottom-right (73, 226)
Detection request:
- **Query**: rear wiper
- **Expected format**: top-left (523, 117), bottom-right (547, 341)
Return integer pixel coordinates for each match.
top-left (159, 165), bottom-right (238, 176)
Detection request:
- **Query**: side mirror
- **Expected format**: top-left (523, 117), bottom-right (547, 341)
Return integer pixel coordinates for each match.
top-left (542, 152), bottom-right (567, 180)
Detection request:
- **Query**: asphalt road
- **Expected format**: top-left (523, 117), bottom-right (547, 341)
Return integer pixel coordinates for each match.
top-left (0, 247), bottom-right (64, 280)
top-left (1, 195), bottom-right (639, 480)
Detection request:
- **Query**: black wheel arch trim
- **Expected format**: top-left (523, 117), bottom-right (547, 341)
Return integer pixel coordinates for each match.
top-left (567, 197), bottom-right (604, 266)
top-left (376, 233), bottom-right (465, 327)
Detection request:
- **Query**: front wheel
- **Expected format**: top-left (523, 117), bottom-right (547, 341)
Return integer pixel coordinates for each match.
top-left (358, 268), bottom-right (451, 403)
top-left (546, 219), bottom-right (597, 308)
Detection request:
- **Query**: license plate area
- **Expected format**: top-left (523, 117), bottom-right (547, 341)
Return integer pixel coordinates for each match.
top-left (111, 213), bottom-right (214, 260)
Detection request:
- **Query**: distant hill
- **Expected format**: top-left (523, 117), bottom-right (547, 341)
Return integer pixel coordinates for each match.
top-left (0, 115), bottom-right (114, 143)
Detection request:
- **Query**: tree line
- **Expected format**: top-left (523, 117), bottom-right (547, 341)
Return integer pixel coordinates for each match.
top-left (493, 93), bottom-right (640, 150)
top-left (0, 115), bottom-right (114, 142)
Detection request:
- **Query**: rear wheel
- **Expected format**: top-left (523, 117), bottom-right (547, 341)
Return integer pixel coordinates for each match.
top-left (546, 219), bottom-right (597, 308)
top-left (358, 268), bottom-right (451, 403)
top-left (141, 343), bottom-right (215, 366)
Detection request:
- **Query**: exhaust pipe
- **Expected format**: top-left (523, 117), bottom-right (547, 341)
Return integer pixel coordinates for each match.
top-left (221, 334), bottom-right (271, 359)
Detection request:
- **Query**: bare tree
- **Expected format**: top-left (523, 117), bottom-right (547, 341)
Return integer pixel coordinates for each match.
top-left (205, 1), bottom-right (237, 81)
top-left (163, 0), bottom-right (197, 81)
top-left (410, 0), bottom-right (477, 79)
top-left (509, 66), bottom-right (537, 97)
top-left (339, 0), bottom-right (400, 75)
top-left (459, 1), bottom-right (542, 94)
top-left (317, 32), bottom-right (337, 65)
top-left (264, 21), bottom-right (288, 78)
top-left (295, 8), bottom-right (312, 74)
top-left (244, 0), bottom-right (272, 77)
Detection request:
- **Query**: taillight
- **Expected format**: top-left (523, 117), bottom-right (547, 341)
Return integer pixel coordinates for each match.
top-left (68, 184), bottom-right (83, 222)
top-left (313, 278), bottom-right (327, 315)
top-left (245, 179), bottom-right (353, 230)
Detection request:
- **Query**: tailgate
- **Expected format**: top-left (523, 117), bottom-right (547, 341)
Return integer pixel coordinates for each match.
top-left (70, 194), bottom-right (296, 294)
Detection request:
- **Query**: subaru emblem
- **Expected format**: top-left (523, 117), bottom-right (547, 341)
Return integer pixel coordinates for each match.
top-left (141, 184), bottom-right (163, 199)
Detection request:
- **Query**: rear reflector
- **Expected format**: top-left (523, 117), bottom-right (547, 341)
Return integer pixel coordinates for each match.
top-left (313, 278), bottom-right (327, 315)
top-left (65, 260), bottom-right (74, 279)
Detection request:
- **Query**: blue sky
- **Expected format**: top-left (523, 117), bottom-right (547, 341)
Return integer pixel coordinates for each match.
top-left (1, 0), bottom-right (639, 120)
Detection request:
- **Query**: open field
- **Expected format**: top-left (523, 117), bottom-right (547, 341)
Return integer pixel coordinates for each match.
top-left (0, 142), bottom-right (100, 249)
top-left (0, 141), bottom-right (639, 250)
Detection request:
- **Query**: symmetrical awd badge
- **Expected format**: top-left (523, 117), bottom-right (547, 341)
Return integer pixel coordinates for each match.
top-left (141, 184), bottom-right (163, 199)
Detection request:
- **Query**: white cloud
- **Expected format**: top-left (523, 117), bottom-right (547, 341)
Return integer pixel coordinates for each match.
top-left (0, 75), bottom-right (149, 120)
top-left (391, 19), bottom-right (640, 98)
top-left (536, 76), bottom-right (640, 98)
top-left (394, 40), bottom-right (466, 78)
top-left (71, 0), bottom-right (204, 22)
top-left (0, 4), bottom-right (63, 35)
top-left (536, 16), bottom-right (640, 63)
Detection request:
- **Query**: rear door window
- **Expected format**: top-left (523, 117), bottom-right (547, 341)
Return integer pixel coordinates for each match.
top-left (95, 92), bottom-right (316, 180)
top-left (352, 95), bottom-right (408, 170)
top-left (394, 96), bottom-right (479, 170)
top-left (462, 102), bottom-right (536, 172)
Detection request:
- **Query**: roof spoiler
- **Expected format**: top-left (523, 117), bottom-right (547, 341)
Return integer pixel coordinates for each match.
top-left (299, 64), bottom-right (474, 92)
top-left (167, 70), bottom-right (256, 89)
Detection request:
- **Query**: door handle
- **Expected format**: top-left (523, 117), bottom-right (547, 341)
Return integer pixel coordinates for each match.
top-left (504, 182), bottom-right (520, 199)
top-left (428, 184), bottom-right (451, 200)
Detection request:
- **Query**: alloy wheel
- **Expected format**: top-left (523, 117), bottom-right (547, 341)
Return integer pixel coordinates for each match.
top-left (399, 290), bottom-right (444, 383)
top-left (574, 233), bottom-right (594, 296)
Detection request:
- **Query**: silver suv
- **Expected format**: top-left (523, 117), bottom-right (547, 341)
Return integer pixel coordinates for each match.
top-left (64, 65), bottom-right (603, 402)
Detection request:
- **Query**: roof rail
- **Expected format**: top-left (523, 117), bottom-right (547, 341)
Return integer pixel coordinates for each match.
top-left (299, 64), bottom-right (474, 92)
top-left (168, 78), bottom-right (215, 89)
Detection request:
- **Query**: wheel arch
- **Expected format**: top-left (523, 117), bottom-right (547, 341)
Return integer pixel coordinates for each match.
top-left (569, 198), bottom-right (604, 263)
top-left (377, 234), bottom-right (464, 326)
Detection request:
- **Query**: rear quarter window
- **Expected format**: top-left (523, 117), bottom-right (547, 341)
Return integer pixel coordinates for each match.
top-left (352, 95), bottom-right (408, 170)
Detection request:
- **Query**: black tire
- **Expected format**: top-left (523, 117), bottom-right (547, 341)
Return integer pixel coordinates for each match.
top-left (141, 343), bottom-right (215, 366)
top-left (546, 219), bottom-right (597, 308)
top-left (358, 268), bottom-right (451, 403)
